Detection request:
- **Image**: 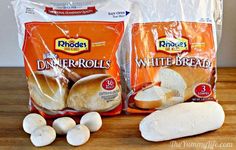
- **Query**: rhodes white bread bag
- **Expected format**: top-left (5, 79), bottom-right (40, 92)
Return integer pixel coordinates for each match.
top-left (122, 0), bottom-right (223, 113)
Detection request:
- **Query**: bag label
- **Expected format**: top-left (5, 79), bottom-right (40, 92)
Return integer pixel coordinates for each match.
top-left (55, 37), bottom-right (90, 54)
top-left (157, 37), bottom-right (190, 54)
top-left (194, 83), bottom-right (212, 98)
top-left (45, 6), bottom-right (97, 16)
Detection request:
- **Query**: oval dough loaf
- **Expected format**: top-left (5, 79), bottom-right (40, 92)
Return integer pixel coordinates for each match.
top-left (140, 102), bottom-right (225, 142)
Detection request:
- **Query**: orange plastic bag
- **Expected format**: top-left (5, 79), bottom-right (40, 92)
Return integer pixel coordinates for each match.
top-left (13, 0), bottom-right (131, 118)
top-left (121, 0), bottom-right (223, 113)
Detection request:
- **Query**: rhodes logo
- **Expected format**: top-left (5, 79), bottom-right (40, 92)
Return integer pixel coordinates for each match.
top-left (55, 37), bottom-right (90, 54)
top-left (157, 37), bottom-right (190, 54)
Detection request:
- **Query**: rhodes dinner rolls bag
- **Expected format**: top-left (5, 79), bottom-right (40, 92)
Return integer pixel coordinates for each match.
top-left (121, 0), bottom-right (223, 113)
top-left (12, 0), bottom-right (131, 118)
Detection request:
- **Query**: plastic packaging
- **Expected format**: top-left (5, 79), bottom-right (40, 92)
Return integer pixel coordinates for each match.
top-left (12, 0), bottom-right (224, 116)
top-left (121, 0), bottom-right (224, 113)
top-left (12, 0), bottom-right (131, 118)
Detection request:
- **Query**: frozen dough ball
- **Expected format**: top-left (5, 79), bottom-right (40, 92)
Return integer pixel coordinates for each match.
top-left (30, 126), bottom-right (56, 147)
top-left (23, 113), bottom-right (47, 134)
top-left (52, 117), bottom-right (76, 135)
top-left (66, 124), bottom-right (90, 146)
top-left (80, 112), bottom-right (102, 132)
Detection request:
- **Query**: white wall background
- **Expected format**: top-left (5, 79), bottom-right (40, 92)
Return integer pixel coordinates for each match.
top-left (0, 0), bottom-right (235, 67)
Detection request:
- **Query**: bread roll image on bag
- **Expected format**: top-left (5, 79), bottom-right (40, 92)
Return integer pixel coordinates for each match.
top-left (139, 101), bottom-right (225, 142)
top-left (122, 0), bottom-right (223, 113)
top-left (67, 74), bottom-right (121, 112)
top-left (28, 70), bottom-right (69, 111)
top-left (63, 68), bottom-right (106, 83)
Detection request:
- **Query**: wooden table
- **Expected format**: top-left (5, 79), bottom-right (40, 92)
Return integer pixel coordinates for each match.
top-left (0, 68), bottom-right (235, 150)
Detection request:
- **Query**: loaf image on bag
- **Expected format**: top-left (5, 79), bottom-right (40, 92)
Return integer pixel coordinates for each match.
top-left (67, 74), bottom-right (121, 112)
top-left (134, 86), bottom-right (177, 109)
top-left (132, 67), bottom-right (212, 110)
top-left (158, 67), bottom-right (211, 101)
top-left (28, 70), bottom-right (69, 110)
top-left (134, 86), bottom-right (184, 109)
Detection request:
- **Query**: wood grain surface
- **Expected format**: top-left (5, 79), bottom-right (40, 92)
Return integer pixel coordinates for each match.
top-left (0, 68), bottom-right (235, 150)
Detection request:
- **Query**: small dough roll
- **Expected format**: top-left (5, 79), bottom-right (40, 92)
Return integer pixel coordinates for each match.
top-left (30, 126), bottom-right (56, 147)
top-left (23, 113), bottom-right (47, 134)
top-left (66, 124), bottom-right (90, 146)
top-left (28, 70), bottom-right (69, 110)
top-left (52, 117), bottom-right (76, 135)
top-left (80, 112), bottom-right (102, 132)
top-left (140, 102), bottom-right (225, 142)
top-left (67, 74), bottom-right (121, 112)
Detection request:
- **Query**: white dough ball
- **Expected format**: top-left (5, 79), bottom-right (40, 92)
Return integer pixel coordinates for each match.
top-left (52, 117), bottom-right (76, 135)
top-left (23, 113), bottom-right (47, 134)
top-left (80, 112), bottom-right (102, 132)
top-left (66, 124), bottom-right (90, 146)
top-left (30, 126), bottom-right (56, 147)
